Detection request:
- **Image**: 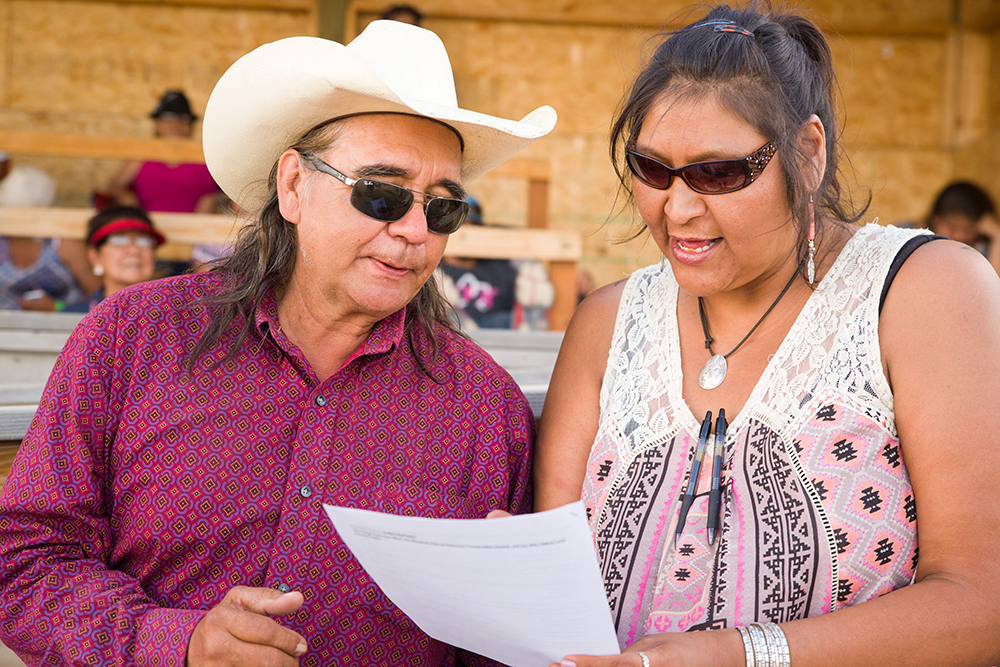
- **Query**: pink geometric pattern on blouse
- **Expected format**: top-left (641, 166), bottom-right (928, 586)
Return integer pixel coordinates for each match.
top-left (0, 272), bottom-right (533, 666)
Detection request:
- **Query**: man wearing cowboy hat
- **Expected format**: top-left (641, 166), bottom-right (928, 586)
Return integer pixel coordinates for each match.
top-left (0, 21), bottom-right (556, 666)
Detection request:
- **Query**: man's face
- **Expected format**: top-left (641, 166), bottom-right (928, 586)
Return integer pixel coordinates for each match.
top-left (283, 113), bottom-right (463, 324)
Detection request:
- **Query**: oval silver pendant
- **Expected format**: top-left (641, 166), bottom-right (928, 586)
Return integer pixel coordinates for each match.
top-left (698, 354), bottom-right (727, 390)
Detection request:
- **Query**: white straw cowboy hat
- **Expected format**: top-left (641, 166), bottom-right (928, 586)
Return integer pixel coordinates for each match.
top-left (203, 20), bottom-right (557, 212)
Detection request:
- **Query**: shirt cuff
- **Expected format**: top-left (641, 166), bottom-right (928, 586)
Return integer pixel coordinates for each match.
top-left (134, 606), bottom-right (208, 667)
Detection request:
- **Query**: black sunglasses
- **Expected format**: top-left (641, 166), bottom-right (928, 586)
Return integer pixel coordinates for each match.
top-left (304, 155), bottom-right (471, 235)
top-left (625, 142), bottom-right (777, 195)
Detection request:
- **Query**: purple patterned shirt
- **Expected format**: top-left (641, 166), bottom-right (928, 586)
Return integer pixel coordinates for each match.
top-left (0, 272), bottom-right (534, 666)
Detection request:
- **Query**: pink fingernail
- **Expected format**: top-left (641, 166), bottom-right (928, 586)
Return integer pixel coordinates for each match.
top-left (561, 661), bottom-right (577, 667)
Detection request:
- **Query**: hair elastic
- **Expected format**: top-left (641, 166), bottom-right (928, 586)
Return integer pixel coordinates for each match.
top-left (690, 20), bottom-right (754, 37)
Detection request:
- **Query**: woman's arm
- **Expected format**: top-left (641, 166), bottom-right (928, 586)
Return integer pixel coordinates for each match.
top-left (559, 240), bottom-right (1000, 667)
top-left (533, 280), bottom-right (624, 512)
top-left (104, 160), bottom-right (142, 206)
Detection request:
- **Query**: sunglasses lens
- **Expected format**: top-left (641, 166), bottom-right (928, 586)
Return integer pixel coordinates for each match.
top-left (351, 179), bottom-right (413, 221)
top-left (425, 198), bottom-right (470, 234)
top-left (627, 152), bottom-right (673, 189)
top-left (684, 161), bottom-right (747, 193)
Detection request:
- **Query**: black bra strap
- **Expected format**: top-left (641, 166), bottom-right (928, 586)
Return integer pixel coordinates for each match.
top-left (878, 234), bottom-right (947, 315)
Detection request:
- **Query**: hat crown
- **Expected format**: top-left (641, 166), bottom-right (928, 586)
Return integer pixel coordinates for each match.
top-left (347, 21), bottom-right (457, 108)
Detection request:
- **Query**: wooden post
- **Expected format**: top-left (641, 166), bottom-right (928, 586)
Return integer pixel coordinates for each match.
top-left (546, 261), bottom-right (577, 331)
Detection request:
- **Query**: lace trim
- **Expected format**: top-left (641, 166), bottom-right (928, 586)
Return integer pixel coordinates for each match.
top-left (600, 223), bottom-right (928, 451)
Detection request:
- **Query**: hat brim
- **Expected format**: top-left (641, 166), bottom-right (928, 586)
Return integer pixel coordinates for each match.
top-left (203, 31), bottom-right (556, 212)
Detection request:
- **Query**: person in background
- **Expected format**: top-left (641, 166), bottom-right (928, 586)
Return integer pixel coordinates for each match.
top-left (103, 90), bottom-right (221, 215)
top-left (381, 3), bottom-right (422, 24)
top-left (63, 206), bottom-right (165, 313)
top-left (439, 197), bottom-right (519, 328)
top-left (439, 197), bottom-right (555, 329)
top-left (0, 153), bottom-right (98, 311)
top-left (925, 181), bottom-right (1000, 273)
top-left (102, 90), bottom-right (222, 275)
top-left (0, 20), bottom-right (555, 665)
top-left (533, 4), bottom-right (1000, 667)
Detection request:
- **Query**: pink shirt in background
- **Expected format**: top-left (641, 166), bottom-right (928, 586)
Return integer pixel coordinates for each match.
top-left (132, 161), bottom-right (219, 212)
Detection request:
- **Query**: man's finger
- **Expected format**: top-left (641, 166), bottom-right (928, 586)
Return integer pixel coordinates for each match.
top-left (224, 586), bottom-right (305, 616)
top-left (225, 606), bottom-right (308, 658)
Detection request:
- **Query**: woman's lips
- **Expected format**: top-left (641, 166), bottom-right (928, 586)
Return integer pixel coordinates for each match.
top-left (671, 237), bottom-right (720, 265)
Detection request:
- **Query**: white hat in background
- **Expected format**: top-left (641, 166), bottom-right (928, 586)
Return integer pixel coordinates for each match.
top-left (0, 165), bottom-right (57, 207)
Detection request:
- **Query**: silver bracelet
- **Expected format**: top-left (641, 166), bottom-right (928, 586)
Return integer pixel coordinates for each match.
top-left (760, 623), bottom-right (790, 667)
top-left (746, 623), bottom-right (772, 667)
top-left (737, 625), bottom-right (756, 667)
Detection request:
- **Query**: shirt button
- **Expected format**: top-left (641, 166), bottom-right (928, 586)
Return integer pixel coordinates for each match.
top-left (299, 485), bottom-right (313, 498)
top-left (276, 583), bottom-right (291, 593)
top-left (315, 395), bottom-right (327, 407)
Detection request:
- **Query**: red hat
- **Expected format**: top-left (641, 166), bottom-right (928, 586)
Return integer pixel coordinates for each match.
top-left (88, 218), bottom-right (166, 247)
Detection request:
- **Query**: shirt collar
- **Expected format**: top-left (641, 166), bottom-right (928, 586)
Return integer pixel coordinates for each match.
top-left (255, 291), bottom-right (406, 359)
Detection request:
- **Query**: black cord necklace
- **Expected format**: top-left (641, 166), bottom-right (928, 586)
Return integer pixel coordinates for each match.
top-left (697, 270), bottom-right (800, 390)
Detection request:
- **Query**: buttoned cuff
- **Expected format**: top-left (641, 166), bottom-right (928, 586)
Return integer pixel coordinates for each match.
top-left (134, 606), bottom-right (208, 667)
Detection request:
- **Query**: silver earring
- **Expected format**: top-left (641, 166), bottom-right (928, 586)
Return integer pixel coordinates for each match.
top-left (807, 194), bottom-right (816, 285)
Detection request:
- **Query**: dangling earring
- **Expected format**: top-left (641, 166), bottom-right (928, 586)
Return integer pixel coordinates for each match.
top-left (660, 252), bottom-right (666, 270)
top-left (93, 264), bottom-right (104, 277)
top-left (807, 194), bottom-right (816, 285)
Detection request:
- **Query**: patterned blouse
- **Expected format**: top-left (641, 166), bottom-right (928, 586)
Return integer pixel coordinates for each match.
top-left (0, 272), bottom-right (533, 666)
top-left (582, 224), bottom-right (923, 649)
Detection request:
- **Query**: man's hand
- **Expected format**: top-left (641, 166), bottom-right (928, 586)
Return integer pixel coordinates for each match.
top-left (187, 586), bottom-right (308, 666)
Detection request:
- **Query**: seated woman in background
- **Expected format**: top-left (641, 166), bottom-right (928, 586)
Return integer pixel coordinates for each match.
top-left (64, 206), bottom-right (165, 313)
top-left (0, 155), bottom-right (98, 311)
top-left (103, 90), bottom-right (221, 214)
top-left (925, 181), bottom-right (1000, 273)
top-left (534, 4), bottom-right (1000, 667)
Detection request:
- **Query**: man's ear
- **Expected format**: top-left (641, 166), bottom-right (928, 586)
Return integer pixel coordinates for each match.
top-left (276, 150), bottom-right (307, 224)
top-left (800, 114), bottom-right (826, 192)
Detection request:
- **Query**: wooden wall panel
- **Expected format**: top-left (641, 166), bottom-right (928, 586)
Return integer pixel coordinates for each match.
top-left (3, 0), bottom-right (999, 286)
top-left (0, 0), bottom-right (315, 207)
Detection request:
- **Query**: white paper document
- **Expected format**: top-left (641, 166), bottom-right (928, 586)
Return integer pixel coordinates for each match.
top-left (323, 501), bottom-right (620, 666)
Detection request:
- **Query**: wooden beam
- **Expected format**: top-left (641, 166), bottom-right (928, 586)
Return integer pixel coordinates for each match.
top-left (0, 130), bottom-right (205, 163)
top-left (67, 0), bottom-right (314, 10)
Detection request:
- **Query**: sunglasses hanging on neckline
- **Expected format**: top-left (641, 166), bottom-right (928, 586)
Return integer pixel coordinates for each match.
top-left (625, 142), bottom-right (777, 195)
top-left (304, 154), bottom-right (471, 235)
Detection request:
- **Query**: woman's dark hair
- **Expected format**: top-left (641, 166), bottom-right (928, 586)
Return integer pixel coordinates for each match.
top-left (609, 1), bottom-right (868, 280)
top-left (85, 205), bottom-right (156, 247)
top-left (188, 119), bottom-right (459, 375)
top-left (929, 182), bottom-right (995, 222)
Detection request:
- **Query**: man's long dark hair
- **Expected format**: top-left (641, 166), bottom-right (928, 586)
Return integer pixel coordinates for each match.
top-left (187, 119), bottom-right (459, 375)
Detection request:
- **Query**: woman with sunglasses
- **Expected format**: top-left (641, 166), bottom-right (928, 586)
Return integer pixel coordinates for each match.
top-left (534, 5), bottom-right (1000, 667)
top-left (63, 205), bottom-right (165, 313)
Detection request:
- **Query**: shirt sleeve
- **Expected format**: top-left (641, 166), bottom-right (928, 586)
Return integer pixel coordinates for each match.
top-left (0, 310), bottom-right (206, 666)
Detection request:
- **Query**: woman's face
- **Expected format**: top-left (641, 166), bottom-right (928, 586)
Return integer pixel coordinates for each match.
top-left (89, 232), bottom-right (157, 295)
top-left (154, 117), bottom-right (194, 138)
top-left (928, 213), bottom-right (979, 246)
top-left (632, 92), bottom-right (799, 298)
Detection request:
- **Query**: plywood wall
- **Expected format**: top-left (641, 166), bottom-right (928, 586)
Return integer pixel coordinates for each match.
top-left (347, 0), bottom-right (1000, 287)
top-left (3, 0), bottom-right (998, 289)
top-left (0, 0), bottom-right (315, 206)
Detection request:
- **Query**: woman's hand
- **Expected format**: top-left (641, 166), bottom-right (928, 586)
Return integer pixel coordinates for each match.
top-left (548, 628), bottom-right (744, 667)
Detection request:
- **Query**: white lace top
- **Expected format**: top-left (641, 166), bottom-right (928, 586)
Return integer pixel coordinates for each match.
top-left (581, 223), bottom-right (925, 648)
